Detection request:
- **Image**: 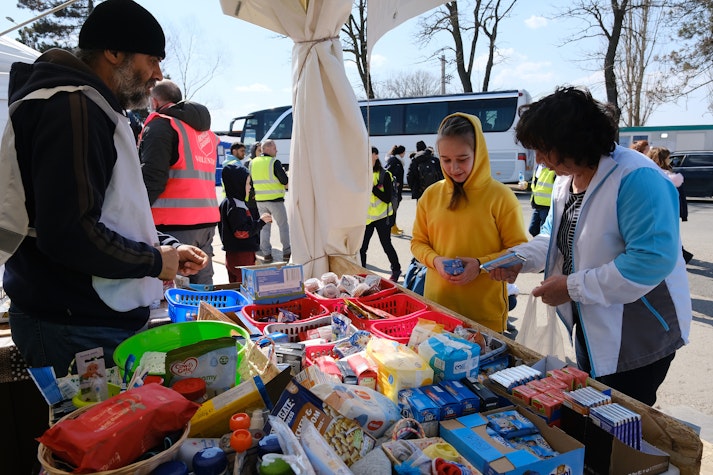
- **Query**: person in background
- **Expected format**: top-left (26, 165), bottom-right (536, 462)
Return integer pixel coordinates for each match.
top-left (385, 144), bottom-right (406, 235)
top-left (225, 141), bottom-right (246, 167)
top-left (219, 166), bottom-right (272, 283)
top-left (138, 79), bottom-right (219, 286)
top-left (4, 0), bottom-right (208, 378)
top-left (411, 114), bottom-right (528, 333)
top-left (528, 163), bottom-right (556, 236)
top-left (361, 147), bottom-right (402, 282)
top-left (491, 87), bottom-right (691, 405)
top-left (407, 140), bottom-right (444, 201)
top-left (249, 142), bottom-right (262, 162)
top-left (630, 139), bottom-right (650, 155)
top-left (250, 139), bottom-right (290, 262)
top-left (647, 146), bottom-right (693, 263)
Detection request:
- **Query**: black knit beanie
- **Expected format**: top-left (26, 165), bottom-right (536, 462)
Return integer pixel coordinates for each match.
top-left (79, 0), bottom-right (165, 58)
top-left (416, 140), bottom-right (427, 152)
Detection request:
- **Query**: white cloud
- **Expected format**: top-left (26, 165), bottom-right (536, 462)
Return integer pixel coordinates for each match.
top-left (524, 16), bottom-right (548, 29)
top-left (234, 83), bottom-right (272, 93)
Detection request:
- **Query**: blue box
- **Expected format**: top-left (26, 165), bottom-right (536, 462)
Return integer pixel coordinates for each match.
top-left (439, 380), bottom-right (480, 415)
top-left (421, 384), bottom-right (462, 420)
top-left (398, 387), bottom-right (441, 437)
top-left (240, 263), bottom-right (305, 304)
top-left (439, 406), bottom-right (585, 475)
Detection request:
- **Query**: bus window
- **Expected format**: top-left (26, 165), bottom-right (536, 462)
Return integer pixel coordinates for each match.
top-left (270, 111), bottom-right (293, 140)
top-left (450, 97), bottom-right (517, 132)
top-left (404, 102), bottom-right (448, 134)
top-left (362, 104), bottom-right (404, 136)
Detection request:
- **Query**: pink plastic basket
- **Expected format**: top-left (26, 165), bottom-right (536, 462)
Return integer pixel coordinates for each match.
top-left (369, 311), bottom-right (465, 345)
top-left (241, 298), bottom-right (329, 332)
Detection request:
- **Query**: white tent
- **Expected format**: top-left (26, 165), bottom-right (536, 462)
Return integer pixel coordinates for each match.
top-left (0, 36), bottom-right (40, 133)
top-left (218, 0), bottom-right (445, 279)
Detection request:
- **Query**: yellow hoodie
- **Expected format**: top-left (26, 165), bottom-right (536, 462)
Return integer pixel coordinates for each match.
top-left (411, 113), bottom-right (528, 332)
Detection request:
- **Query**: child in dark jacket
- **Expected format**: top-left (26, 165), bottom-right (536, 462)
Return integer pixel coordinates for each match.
top-left (219, 165), bottom-right (272, 283)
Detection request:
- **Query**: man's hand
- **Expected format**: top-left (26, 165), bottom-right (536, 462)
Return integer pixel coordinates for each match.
top-left (157, 245), bottom-right (179, 280)
top-left (532, 275), bottom-right (571, 306)
top-left (176, 245), bottom-right (209, 276)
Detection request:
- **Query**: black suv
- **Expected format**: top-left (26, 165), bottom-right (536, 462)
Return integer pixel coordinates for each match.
top-left (670, 151), bottom-right (713, 198)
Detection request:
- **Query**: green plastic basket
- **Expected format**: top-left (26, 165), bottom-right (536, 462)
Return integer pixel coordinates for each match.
top-left (114, 321), bottom-right (250, 385)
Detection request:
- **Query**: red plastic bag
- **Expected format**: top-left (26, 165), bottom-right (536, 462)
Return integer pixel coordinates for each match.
top-left (38, 383), bottom-right (199, 473)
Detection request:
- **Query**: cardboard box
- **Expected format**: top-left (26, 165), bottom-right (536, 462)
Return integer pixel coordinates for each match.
top-left (439, 405), bottom-right (585, 475)
top-left (398, 387), bottom-right (441, 437)
top-left (439, 380), bottom-right (480, 415)
top-left (241, 263), bottom-right (305, 303)
top-left (560, 405), bottom-right (670, 475)
top-left (421, 384), bottom-right (462, 420)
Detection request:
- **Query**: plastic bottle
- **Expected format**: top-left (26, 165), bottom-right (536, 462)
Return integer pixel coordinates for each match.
top-left (176, 438), bottom-right (221, 472)
top-left (192, 446), bottom-right (228, 475)
top-left (249, 409), bottom-right (266, 447)
top-left (152, 460), bottom-right (189, 475)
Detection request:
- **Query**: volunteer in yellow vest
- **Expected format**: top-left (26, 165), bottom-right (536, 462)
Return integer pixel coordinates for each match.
top-left (250, 139), bottom-right (290, 263)
top-left (360, 147), bottom-right (402, 282)
top-left (139, 79), bottom-right (220, 284)
top-left (528, 163), bottom-right (556, 236)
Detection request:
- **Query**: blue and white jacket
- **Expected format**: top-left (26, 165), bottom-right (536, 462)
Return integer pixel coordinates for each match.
top-left (512, 145), bottom-right (691, 377)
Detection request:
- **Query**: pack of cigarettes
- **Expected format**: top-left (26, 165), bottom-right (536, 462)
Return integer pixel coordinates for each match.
top-left (589, 403), bottom-right (642, 450)
top-left (489, 365), bottom-right (542, 392)
top-left (561, 386), bottom-right (611, 415)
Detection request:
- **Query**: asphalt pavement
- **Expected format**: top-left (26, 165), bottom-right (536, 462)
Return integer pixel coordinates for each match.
top-left (211, 186), bottom-right (713, 471)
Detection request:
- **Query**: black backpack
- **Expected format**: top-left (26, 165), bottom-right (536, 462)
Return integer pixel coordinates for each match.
top-left (417, 157), bottom-right (443, 195)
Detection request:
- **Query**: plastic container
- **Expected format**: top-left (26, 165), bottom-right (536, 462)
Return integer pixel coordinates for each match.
top-left (303, 344), bottom-right (337, 366)
top-left (369, 310), bottom-right (465, 345)
top-left (171, 377), bottom-right (207, 403)
top-left (306, 274), bottom-right (399, 301)
top-left (241, 297), bottom-right (329, 332)
top-left (113, 321), bottom-right (251, 385)
top-left (262, 315), bottom-right (358, 344)
top-left (336, 293), bottom-right (429, 330)
top-left (192, 446), bottom-right (228, 475)
top-left (165, 288), bottom-right (249, 322)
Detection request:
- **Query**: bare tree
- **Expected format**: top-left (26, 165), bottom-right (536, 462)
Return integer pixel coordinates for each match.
top-left (162, 22), bottom-right (222, 101)
top-left (376, 70), bottom-right (441, 98)
top-left (415, 0), bottom-right (518, 93)
top-left (617, 0), bottom-right (667, 126)
top-left (478, 0), bottom-right (518, 91)
top-left (557, 0), bottom-right (631, 119)
top-left (341, 0), bottom-right (375, 99)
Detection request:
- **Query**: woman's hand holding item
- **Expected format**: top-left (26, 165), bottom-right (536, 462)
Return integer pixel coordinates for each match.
top-left (532, 275), bottom-right (571, 306)
top-left (435, 256), bottom-right (481, 285)
top-left (176, 245), bottom-right (208, 276)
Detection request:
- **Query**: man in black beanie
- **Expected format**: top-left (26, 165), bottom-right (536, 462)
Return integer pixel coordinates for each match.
top-left (407, 139), bottom-right (443, 200)
top-left (3, 0), bottom-right (209, 380)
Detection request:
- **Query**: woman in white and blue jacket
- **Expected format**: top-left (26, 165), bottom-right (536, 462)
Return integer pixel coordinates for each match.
top-left (491, 87), bottom-right (691, 406)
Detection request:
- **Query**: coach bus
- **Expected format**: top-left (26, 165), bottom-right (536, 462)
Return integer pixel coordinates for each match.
top-left (228, 90), bottom-right (534, 183)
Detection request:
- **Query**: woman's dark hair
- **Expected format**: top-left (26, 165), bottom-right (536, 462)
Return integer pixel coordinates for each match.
top-left (249, 142), bottom-right (261, 158)
top-left (372, 156), bottom-right (383, 172)
top-left (371, 146), bottom-right (379, 155)
top-left (437, 114), bottom-right (474, 210)
top-left (389, 144), bottom-right (406, 155)
top-left (515, 87), bottom-right (618, 168)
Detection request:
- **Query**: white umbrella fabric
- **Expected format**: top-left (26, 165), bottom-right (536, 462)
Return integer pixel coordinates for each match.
top-left (218, 0), bottom-right (446, 279)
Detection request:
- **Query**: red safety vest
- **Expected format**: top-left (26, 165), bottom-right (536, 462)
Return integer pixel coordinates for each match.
top-left (144, 112), bottom-right (220, 225)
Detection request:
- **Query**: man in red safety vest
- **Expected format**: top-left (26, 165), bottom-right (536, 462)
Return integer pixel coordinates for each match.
top-left (139, 79), bottom-right (220, 285)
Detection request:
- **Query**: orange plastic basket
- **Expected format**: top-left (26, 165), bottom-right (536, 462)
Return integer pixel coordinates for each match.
top-left (369, 311), bottom-right (466, 345)
top-left (241, 298), bottom-right (329, 332)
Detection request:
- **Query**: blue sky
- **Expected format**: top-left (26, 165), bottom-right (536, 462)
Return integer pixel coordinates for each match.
top-left (4, 0), bottom-right (711, 129)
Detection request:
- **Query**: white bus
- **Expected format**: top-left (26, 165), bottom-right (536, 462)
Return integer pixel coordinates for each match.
top-left (230, 90), bottom-right (534, 183)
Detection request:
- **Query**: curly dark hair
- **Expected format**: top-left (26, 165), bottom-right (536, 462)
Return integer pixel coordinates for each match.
top-left (515, 87), bottom-right (618, 168)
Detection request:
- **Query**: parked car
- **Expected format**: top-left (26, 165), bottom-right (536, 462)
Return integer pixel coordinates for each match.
top-left (670, 151), bottom-right (713, 198)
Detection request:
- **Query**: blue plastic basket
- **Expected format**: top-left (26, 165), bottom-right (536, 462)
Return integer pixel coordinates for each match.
top-left (165, 288), bottom-right (249, 322)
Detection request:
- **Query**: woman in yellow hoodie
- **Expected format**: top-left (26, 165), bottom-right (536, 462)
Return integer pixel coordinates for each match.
top-left (411, 113), bottom-right (528, 332)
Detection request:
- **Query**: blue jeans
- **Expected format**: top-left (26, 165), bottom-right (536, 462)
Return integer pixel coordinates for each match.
top-left (257, 200), bottom-right (291, 257)
top-left (528, 207), bottom-right (549, 237)
top-left (9, 305), bottom-right (134, 377)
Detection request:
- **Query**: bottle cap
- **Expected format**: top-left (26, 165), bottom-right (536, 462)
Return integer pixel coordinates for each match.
top-left (152, 460), bottom-right (189, 475)
top-left (143, 375), bottom-right (165, 385)
top-left (192, 447), bottom-right (227, 475)
top-left (230, 412), bottom-right (250, 431)
top-left (171, 378), bottom-right (206, 402)
top-left (230, 429), bottom-right (252, 453)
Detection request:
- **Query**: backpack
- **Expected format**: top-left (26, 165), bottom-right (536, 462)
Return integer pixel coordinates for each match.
top-left (403, 257), bottom-right (427, 295)
top-left (380, 169), bottom-right (399, 224)
top-left (417, 157), bottom-right (443, 195)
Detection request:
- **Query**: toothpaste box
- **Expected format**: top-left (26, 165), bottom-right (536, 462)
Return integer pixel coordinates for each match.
top-left (438, 380), bottom-right (480, 415)
top-left (398, 387), bottom-right (441, 437)
top-left (421, 384), bottom-right (462, 420)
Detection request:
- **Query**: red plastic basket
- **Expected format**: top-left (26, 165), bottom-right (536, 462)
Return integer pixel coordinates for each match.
top-left (357, 293), bottom-right (428, 319)
top-left (306, 274), bottom-right (399, 301)
top-left (241, 298), bottom-right (329, 332)
top-left (304, 344), bottom-right (338, 366)
top-left (369, 311), bottom-right (466, 345)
